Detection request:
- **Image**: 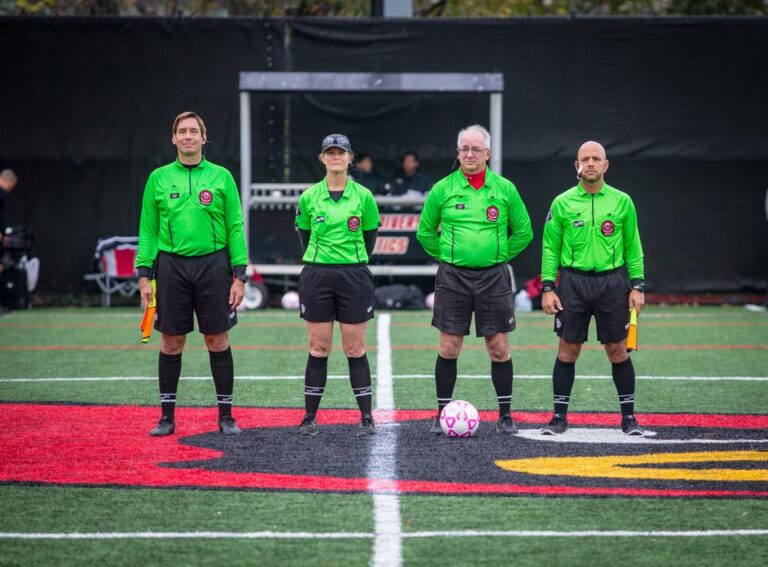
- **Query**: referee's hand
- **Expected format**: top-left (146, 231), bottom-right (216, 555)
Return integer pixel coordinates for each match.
top-left (138, 278), bottom-right (153, 310)
top-left (628, 290), bottom-right (645, 314)
top-left (229, 279), bottom-right (245, 311)
top-left (542, 291), bottom-right (563, 315)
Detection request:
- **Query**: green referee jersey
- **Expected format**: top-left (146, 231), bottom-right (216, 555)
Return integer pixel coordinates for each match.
top-left (135, 158), bottom-right (248, 269)
top-left (541, 181), bottom-right (644, 282)
top-left (295, 177), bottom-right (381, 264)
top-left (416, 168), bottom-right (533, 268)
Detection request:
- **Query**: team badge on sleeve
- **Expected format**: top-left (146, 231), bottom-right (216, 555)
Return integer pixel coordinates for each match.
top-left (348, 216), bottom-right (361, 231)
top-left (199, 190), bottom-right (213, 206)
top-left (486, 206), bottom-right (499, 222)
top-left (601, 220), bottom-right (615, 236)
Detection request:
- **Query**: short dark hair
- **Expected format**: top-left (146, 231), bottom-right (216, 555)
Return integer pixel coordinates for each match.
top-left (355, 152), bottom-right (371, 163)
top-left (402, 150), bottom-right (420, 162)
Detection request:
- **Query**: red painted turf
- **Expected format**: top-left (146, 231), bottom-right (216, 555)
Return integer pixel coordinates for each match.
top-left (1, 404), bottom-right (766, 497)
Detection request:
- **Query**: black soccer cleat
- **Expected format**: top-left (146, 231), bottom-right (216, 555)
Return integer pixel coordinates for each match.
top-left (496, 414), bottom-right (519, 435)
top-left (356, 414), bottom-right (376, 436)
top-left (218, 415), bottom-right (241, 435)
top-left (621, 414), bottom-right (644, 436)
top-left (149, 416), bottom-right (175, 436)
top-left (298, 413), bottom-right (318, 436)
top-left (429, 414), bottom-right (443, 435)
top-left (541, 413), bottom-right (568, 435)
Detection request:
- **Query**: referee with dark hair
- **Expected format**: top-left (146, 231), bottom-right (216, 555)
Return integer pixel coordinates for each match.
top-left (294, 133), bottom-right (381, 436)
top-left (417, 124), bottom-right (533, 435)
top-left (540, 140), bottom-right (645, 436)
top-left (136, 111), bottom-right (248, 437)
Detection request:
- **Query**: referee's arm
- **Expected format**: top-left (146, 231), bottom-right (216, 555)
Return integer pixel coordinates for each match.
top-left (622, 196), bottom-right (645, 282)
top-left (223, 171), bottom-right (248, 267)
top-left (416, 186), bottom-right (442, 259)
top-left (505, 188), bottom-right (533, 260)
top-left (541, 202), bottom-right (563, 284)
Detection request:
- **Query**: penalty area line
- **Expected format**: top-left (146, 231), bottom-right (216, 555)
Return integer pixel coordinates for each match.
top-left (2, 529), bottom-right (766, 540)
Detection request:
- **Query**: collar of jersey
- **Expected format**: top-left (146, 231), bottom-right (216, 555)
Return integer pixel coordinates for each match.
top-left (319, 177), bottom-right (353, 200)
top-left (174, 157), bottom-right (207, 171)
top-left (455, 166), bottom-right (494, 190)
top-left (576, 180), bottom-right (610, 196)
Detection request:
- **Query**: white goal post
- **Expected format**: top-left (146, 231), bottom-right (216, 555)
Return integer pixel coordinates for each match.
top-left (238, 71), bottom-right (505, 274)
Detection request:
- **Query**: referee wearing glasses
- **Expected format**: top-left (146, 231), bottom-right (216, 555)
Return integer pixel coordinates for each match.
top-left (294, 134), bottom-right (381, 436)
top-left (417, 124), bottom-right (533, 435)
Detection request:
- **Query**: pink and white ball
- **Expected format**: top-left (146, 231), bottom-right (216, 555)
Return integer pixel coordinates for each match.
top-left (425, 292), bottom-right (435, 310)
top-left (280, 291), bottom-right (300, 310)
top-left (439, 400), bottom-right (480, 437)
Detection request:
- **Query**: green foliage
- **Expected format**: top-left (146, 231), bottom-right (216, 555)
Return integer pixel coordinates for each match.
top-left (3, 0), bottom-right (766, 16)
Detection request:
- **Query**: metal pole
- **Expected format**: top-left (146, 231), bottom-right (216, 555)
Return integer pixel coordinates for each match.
top-left (490, 92), bottom-right (502, 174)
top-left (239, 91), bottom-right (252, 261)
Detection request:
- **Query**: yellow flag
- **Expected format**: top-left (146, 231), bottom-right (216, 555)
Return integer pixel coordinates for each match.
top-left (626, 307), bottom-right (638, 352)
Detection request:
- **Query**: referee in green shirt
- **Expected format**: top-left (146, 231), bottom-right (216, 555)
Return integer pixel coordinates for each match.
top-left (540, 141), bottom-right (646, 436)
top-left (136, 112), bottom-right (248, 437)
top-left (294, 134), bottom-right (381, 436)
top-left (417, 124), bottom-right (533, 435)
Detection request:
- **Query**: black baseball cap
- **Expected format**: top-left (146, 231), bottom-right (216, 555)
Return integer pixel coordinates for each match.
top-left (321, 133), bottom-right (352, 153)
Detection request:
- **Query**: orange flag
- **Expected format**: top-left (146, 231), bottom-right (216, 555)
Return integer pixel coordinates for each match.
top-left (140, 279), bottom-right (157, 344)
top-left (626, 307), bottom-right (638, 352)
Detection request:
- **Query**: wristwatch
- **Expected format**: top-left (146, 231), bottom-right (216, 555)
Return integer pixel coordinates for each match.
top-left (631, 281), bottom-right (646, 293)
top-left (233, 266), bottom-right (248, 283)
top-left (542, 281), bottom-right (555, 293)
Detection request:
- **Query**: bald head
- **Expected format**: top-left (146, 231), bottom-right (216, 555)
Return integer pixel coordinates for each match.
top-left (0, 169), bottom-right (17, 193)
top-left (577, 141), bottom-right (606, 161)
top-left (575, 141), bottom-right (608, 189)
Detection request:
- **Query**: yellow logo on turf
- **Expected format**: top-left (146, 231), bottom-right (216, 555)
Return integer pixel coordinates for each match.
top-left (496, 451), bottom-right (768, 482)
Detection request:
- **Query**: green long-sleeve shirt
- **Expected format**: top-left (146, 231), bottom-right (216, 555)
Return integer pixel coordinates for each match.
top-left (416, 168), bottom-right (533, 267)
top-left (136, 158), bottom-right (248, 269)
top-left (541, 182), bottom-right (644, 282)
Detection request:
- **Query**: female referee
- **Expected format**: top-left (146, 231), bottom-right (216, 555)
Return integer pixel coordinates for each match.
top-left (294, 134), bottom-right (381, 436)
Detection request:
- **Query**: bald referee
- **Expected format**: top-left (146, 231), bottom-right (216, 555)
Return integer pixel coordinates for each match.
top-left (541, 141), bottom-right (646, 436)
top-left (417, 124), bottom-right (533, 435)
top-left (136, 111), bottom-right (247, 437)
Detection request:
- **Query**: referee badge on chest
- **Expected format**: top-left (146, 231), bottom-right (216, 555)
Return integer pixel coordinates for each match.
top-left (199, 190), bottom-right (213, 206)
top-left (348, 216), bottom-right (361, 232)
top-left (601, 220), bottom-right (615, 236)
top-left (486, 205), bottom-right (499, 222)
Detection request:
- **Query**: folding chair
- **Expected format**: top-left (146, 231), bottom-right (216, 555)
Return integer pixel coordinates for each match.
top-left (83, 236), bottom-right (140, 307)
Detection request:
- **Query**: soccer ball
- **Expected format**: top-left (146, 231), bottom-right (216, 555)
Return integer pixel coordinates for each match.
top-left (440, 400), bottom-right (480, 437)
top-left (281, 291), bottom-right (300, 310)
top-left (425, 292), bottom-right (435, 310)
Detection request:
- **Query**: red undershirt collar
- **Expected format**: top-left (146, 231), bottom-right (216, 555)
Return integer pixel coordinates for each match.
top-left (462, 167), bottom-right (486, 190)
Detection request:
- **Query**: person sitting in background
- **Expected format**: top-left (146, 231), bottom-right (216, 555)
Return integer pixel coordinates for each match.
top-left (0, 169), bottom-right (19, 278)
top-left (354, 152), bottom-right (387, 195)
top-left (392, 150), bottom-right (433, 196)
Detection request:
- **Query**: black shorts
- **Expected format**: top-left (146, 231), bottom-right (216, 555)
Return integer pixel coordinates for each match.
top-left (154, 250), bottom-right (237, 336)
top-left (298, 264), bottom-right (375, 324)
top-left (554, 267), bottom-right (631, 344)
top-left (432, 263), bottom-right (516, 337)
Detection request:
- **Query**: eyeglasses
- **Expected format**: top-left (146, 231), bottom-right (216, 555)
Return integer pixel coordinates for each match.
top-left (458, 147), bottom-right (488, 155)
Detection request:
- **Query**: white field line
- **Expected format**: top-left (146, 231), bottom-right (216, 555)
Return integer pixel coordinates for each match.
top-left (370, 313), bottom-right (402, 567)
top-left (1, 529), bottom-right (766, 540)
top-left (3, 375), bottom-right (767, 383)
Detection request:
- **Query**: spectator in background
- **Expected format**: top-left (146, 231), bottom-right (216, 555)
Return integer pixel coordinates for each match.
top-left (392, 150), bottom-right (433, 196)
top-left (0, 169), bottom-right (19, 279)
top-left (354, 152), bottom-right (387, 195)
top-left (0, 169), bottom-right (18, 249)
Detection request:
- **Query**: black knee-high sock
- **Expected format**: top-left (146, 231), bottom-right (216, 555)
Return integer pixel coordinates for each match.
top-left (612, 357), bottom-right (636, 416)
top-left (348, 354), bottom-right (372, 417)
top-left (435, 355), bottom-right (458, 413)
top-left (209, 347), bottom-right (234, 418)
top-left (491, 359), bottom-right (513, 417)
top-left (158, 352), bottom-right (182, 420)
top-left (304, 354), bottom-right (328, 416)
top-left (552, 358), bottom-right (576, 416)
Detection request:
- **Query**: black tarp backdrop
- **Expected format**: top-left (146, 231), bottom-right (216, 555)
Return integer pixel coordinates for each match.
top-left (1, 16), bottom-right (766, 294)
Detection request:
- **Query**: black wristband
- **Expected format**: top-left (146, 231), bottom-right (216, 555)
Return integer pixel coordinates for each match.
top-left (631, 279), bottom-right (646, 293)
top-left (136, 266), bottom-right (152, 280)
top-left (233, 265), bottom-right (247, 282)
top-left (541, 281), bottom-right (555, 293)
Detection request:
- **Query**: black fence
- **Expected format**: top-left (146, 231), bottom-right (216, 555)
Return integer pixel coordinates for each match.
top-left (1, 16), bottom-right (766, 293)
